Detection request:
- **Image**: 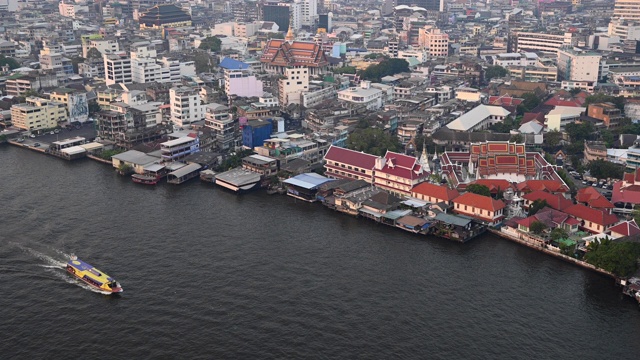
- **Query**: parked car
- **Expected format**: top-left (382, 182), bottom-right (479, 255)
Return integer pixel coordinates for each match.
top-left (54, 129), bottom-right (60, 134)
top-left (50, 131), bottom-right (54, 135)
top-left (33, 143), bottom-right (40, 147)
top-left (29, 134), bottom-right (36, 138)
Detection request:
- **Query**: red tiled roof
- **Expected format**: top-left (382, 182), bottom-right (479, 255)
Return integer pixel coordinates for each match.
top-left (516, 216), bottom-right (536, 227)
top-left (324, 145), bottom-right (378, 170)
top-left (377, 151), bottom-right (427, 181)
top-left (260, 40), bottom-right (328, 68)
top-left (611, 180), bottom-right (640, 205)
top-left (576, 186), bottom-right (614, 208)
top-left (609, 220), bottom-right (640, 237)
top-left (588, 196), bottom-right (614, 209)
top-left (470, 179), bottom-right (514, 193)
top-left (564, 204), bottom-right (618, 226)
top-left (411, 182), bottom-right (460, 202)
top-left (517, 180), bottom-right (569, 193)
top-left (521, 112), bottom-right (545, 125)
top-left (576, 186), bottom-right (601, 203)
top-left (488, 96), bottom-right (524, 107)
top-left (521, 190), bottom-right (573, 211)
top-left (543, 90), bottom-right (587, 107)
top-left (454, 192), bottom-right (506, 211)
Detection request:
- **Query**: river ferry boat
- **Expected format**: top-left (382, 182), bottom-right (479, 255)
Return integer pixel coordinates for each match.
top-left (66, 256), bottom-right (123, 294)
top-left (132, 173), bottom-right (162, 185)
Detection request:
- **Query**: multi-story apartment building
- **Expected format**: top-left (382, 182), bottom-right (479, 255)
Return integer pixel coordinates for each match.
top-left (160, 136), bottom-right (200, 162)
top-left (493, 52), bottom-right (538, 67)
top-left (301, 0), bottom-right (317, 27)
top-left (510, 31), bottom-right (573, 55)
top-left (613, 0), bottom-right (640, 21)
top-left (205, 103), bottom-right (236, 150)
top-left (418, 26), bottom-right (449, 58)
top-left (170, 87), bottom-right (206, 127)
top-left (557, 48), bottom-right (601, 86)
top-left (104, 52), bottom-right (132, 85)
top-left (11, 97), bottom-right (67, 131)
top-left (279, 67), bottom-right (309, 107)
top-left (337, 81), bottom-right (384, 111)
top-left (82, 38), bottom-right (119, 58)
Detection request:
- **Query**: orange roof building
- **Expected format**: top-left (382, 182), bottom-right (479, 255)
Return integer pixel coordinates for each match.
top-left (411, 182), bottom-right (460, 206)
top-left (260, 40), bottom-right (329, 75)
top-left (453, 192), bottom-right (506, 225)
top-left (516, 180), bottom-right (570, 195)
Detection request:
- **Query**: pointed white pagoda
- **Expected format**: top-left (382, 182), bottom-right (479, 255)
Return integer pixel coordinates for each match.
top-left (420, 146), bottom-right (430, 172)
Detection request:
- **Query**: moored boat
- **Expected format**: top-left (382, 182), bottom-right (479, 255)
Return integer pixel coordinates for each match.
top-left (200, 169), bottom-right (217, 183)
top-left (66, 256), bottom-right (123, 294)
top-left (132, 173), bottom-right (162, 185)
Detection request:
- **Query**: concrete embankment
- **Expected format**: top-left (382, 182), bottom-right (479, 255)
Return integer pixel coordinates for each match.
top-left (488, 228), bottom-right (616, 279)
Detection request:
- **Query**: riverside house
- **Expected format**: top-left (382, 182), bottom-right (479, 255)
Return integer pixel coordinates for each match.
top-left (410, 182), bottom-right (460, 206)
top-left (453, 192), bottom-right (506, 226)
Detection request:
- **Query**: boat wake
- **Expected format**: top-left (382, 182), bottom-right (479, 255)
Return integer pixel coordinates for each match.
top-left (15, 244), bottom-right (110, 295)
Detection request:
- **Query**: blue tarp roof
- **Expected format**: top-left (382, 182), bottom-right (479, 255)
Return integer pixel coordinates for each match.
top-left (220, 57), bottom-right (250, 70)
top-left (283, 173), bottom-right (333, 189)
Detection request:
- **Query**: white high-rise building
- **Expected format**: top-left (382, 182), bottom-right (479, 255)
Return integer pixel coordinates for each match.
top-left (557, 48), bottom-right (601, 83)
top-left (301, 0), bottom-right (317, 27)
top-left (608, 0), bottom-right (640, 40)
top-left (613, 0), bottom-right (640, 22)
top-left (278, 67), bottom-right (309, 106)
top-left (170, 87), bottom-right (206, 127)
top-left (104, 52), bottom-right (132, 85)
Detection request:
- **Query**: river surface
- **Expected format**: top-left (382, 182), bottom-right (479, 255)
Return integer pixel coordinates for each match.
top-left (1, 145), bottom-right (640, 359)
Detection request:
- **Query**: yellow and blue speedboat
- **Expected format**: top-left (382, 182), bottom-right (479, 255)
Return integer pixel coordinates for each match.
top-left (66, 256), bottom-right (123, 294)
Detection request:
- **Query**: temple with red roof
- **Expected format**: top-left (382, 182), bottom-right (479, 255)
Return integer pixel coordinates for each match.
top-left (260, 40), bottom-right (329, 75)
top-left (516, 180), bottom-right (570, 197)
top-left (609, 220), bottom-right (640, 238)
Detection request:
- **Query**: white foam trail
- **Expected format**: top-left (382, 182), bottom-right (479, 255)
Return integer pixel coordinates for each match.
top-left (15, 245), bottom-right (66, 268)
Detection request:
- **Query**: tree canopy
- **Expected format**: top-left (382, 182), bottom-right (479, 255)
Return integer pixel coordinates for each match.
top-left (86, 47), bottom-right (102, 59)
top-left (587, 159), bottom-right (624, 180)
top-left (550, 228), bottom-right (569, 241)
top-left (584, 94), bottom-right (625, 112)
top-left (528, 199), bottom-right (548, 216)
top-left (517, 93), bottom-right (542, 115)
top-left (529, 221), bottom-right (547, 235)
top-left (466, 184), bottom-right (491, 197)
top-left (198, 36), bottom-right (222, 52)
top-left (346, 128), bottom-right (401, 156)
top-left (485, 65), bottom-right (507, 83)
top-left (0, 55), bottom-right (20, 70)
top-left (359, 58), bottom-right (409, 82)
top-left (585, 239), bottom-right (640, 277)
top-left (334, 66), bottom-right (357, 74)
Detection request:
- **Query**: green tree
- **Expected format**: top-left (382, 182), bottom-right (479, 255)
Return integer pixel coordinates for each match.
top-left (584, 94), bottom-right (625, 112)
top-left (71, 56), bottom-right (85, 73)
top-left (0, 55), bottom-right (20, 70)
top-left (588, 159), bottom-right (624, 179)
top-left (528, 199), bottom-right (548, 216)
top-left (466, 184), bottom-right (491, 197)
top-left (198, 36), bottom-right (222, 52)
top-left (585, 239), bottom-right (640, 277)
top-left (334, 66), bottom-right (357, 74)
top-left (23, 89), bottom-right (40, 97)
top-left (601, 129), bottom-right (615, 148)
top-left (267, 32), bottom-right (285, 39)
top-left (346, 128), bottom-right (401, 156)
top-left (510, 133), bottom-right (523, 143)
top-left (359, 58), bottom-right (409, 82)
top-left (550, 228), bottom-right (569, 241)
top-left (565, 121), bottom-right (595, 143)
top-left (485, 65), bottom-right (507, 83)
top-left (88, 101), bottom-right (101, 115)
top-left (517, 93), bottom-right (542, 115)
top-left (544, 130), bottom-right (562, 148)
top-left (194, 52), bottom-right (215, 73)
top-left (529, 221), bottom-right (548, 235)
top-left (86, 47), bottom-right (102, 59)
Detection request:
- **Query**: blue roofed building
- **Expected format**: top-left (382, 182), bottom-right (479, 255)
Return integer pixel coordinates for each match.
top-left (221, 57), bottom-right (264, 97)
top-left (283, 173), bottom-right (335, 202)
